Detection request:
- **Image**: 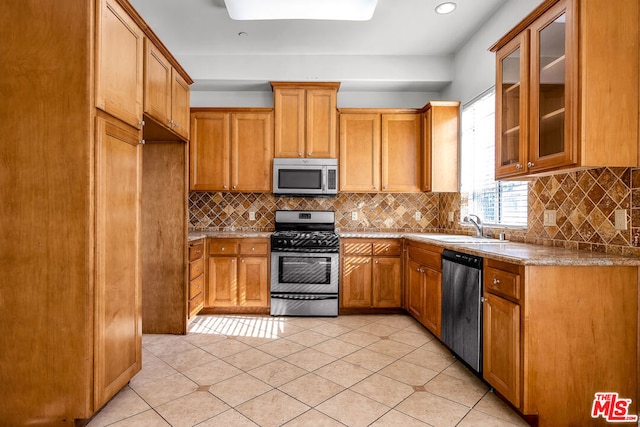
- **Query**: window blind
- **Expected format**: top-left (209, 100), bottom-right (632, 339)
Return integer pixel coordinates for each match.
top-left (460, 89), bottom-right (528, 227)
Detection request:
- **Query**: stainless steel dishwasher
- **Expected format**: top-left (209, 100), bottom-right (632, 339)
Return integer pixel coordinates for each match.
top-left (441, 249), bottom-right (483, 374)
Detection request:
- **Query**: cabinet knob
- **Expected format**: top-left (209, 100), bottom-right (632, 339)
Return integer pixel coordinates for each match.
top-left (174, 122), bottom-right (179, 128)
top-left (493, 278), bottom-right (500, 285)
top-left (373, 186), bottom-right (377, 190)
top-left (233, 185), bottom-right (237, 189)
top-left (241, 259), bottom-right (245, 263)
top-left (223, 185), bottom-right (227, 189)
top-left (516, 164), bottom-right (523, 170)
top-left (139, 120), bottom-right (145, 127)
top-left (251, 247), bottom-right (255, 251)
top-left (231, 259), bottom-right (234, 263)
top-left (221, 247), bottom-right (225, 251)
top-left (140, 139), bottom-right (146, 145)
top-left (383, 185), bottom-right (387, 189)
top-left (168, 119), bottom-right (173, 126)
top-left (385, 247), bottom-right (389, 252)
top-left (196, 250), bottom-right (202, 255)
top-left (375, 260), bottom-right (379, 264)
top-left (307, 152), bottom-right (312, 156)
top-left (298, 153), bottom-right (303, 157)
top-left (481, 297), bottom-right (487, 303)
top-left (527, 162), bottom-right (535, 167)
top-left (196, 266), bottom-right (201, 272)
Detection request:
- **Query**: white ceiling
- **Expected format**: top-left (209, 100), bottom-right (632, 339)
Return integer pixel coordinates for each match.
top-left (129, 0), bottom-right (508, 92)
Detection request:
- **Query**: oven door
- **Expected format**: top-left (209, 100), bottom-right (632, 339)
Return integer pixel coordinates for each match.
top-left (270, 251), bottom-right (339, 294)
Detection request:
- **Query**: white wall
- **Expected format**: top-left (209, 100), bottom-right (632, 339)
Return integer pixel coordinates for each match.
top-left (441, 0), bottom-right (541, 106)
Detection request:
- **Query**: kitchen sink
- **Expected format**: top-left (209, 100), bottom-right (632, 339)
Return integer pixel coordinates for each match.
top-left (418, 234), bottom-right (507, 243)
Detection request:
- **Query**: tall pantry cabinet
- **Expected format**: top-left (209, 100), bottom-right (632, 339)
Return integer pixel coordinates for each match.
top-left (0, 0), bottom-right (192, 424)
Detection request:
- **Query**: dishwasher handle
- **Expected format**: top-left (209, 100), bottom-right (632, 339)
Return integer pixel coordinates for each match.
top-left (442, 249), bottom-right (483, 270)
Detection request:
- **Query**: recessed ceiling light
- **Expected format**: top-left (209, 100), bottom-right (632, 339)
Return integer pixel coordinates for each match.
top-left (435, 2), bottom-right (457, 15)
top-left (224, 0), bottom-right (378, 21)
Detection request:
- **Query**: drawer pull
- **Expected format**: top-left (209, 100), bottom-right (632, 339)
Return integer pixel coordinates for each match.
top-left (375, 260), bottom-right (379, 264)
top-left (196, 266), bottom-right (201, 272)
top-left (196, 250), bottom-right (202, 255)
top-left (251, 247), bottom-right (255, 251)
top-left (385, 247), bottom-right (389, 252)
top-left (493, 278), bottom-right (500, 285)
top-left (221, 247), bottom-right (225, 251)
top-left (241, 259), bottom-right (245, 263)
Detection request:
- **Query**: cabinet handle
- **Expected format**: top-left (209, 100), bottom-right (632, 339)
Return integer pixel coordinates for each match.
top-left (493, 278), bottom-right (500, 285)
top-left (516, 164), bottom-right (523, 170)
top-left (527, 162), bottom-right (535, 167)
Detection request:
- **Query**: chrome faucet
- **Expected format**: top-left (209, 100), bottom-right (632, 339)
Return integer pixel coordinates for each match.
top-left (464, 214), bottom-right (483, 237)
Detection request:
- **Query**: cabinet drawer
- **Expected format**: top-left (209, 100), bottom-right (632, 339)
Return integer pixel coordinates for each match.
top-left (485, 267), bottom-right (521, 301)
top-left (189, 291), bottom-right (204, 318)
top-left (189, 275), bottom-right (204, 297)
top-left (189, 258), bottom-right (204, 280)
top-left (239, 242), bottom-right (268, 255)
top-left (407, 246), bottom-right (441, 271)
top-left (209, 241), bottom-right (239, 255)
top-left (373, 242), bottom-right (401, 256)
top-left (189, 243), bottom-right (204, 261)
top-left (343, 242), bottom-right (373, 255)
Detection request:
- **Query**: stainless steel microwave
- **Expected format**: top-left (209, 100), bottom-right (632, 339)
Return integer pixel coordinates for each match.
top-left (272, 158), bottom-right (338, 196)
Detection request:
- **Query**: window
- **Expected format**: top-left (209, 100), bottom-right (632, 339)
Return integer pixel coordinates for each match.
top-left (460, 89), bottom-right (528, 227)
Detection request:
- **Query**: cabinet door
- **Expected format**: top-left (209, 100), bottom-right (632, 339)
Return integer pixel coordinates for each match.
top-left (306, 89), bottom-right (337, 158)
top-left (171, 69), bottom-right (191, 140)
top-left (372, 257), bottom-right (401, 308)
top-left (529, 0), bottom-right (576, 172)
top-left (189, 112), bottom-right (230, 191)
top-left (274, 88), bottom-right (305, 158)
top-left (96, 0), bottom-right (144, 129)
top-left (231, 112), bottom-right (273, 192)
top-left (143, 40), bottom-right (171, 128)
top-left (206, 257), bottom-right (237, 307)
top-left (94, 117), bottom-right (142, 408)
top-left (406, 259), bottom-right (425, 320)
top-left (483, 292), bottom-right (521, 408)
top-left (423, 103), bottom-right (460, 192)
top-left (381, 114), bottom-right (421, 192)
top-left (423, 267), bottom-right (442, 338)
top-left (238, 257), bottom-right (269, 307)
top-left (341, 256), bottom-right (372, 308)
top-left (339, 113), bottom-right (380, 192)
top-left (495, 32), bottom-right (529, 178)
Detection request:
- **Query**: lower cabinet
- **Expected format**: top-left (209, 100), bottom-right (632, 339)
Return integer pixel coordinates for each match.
top-left (188, 239), bottom-right (205, 318)
top-left (404, 242), bottom-right (442, 338)
top-left (341, 239), bottom-right (402, 308)
top-left (205, 238), bottom-right (270, 310)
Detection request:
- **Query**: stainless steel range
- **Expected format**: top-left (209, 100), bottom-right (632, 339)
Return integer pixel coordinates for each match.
top-left (270, 210), bottom-right (339, 316)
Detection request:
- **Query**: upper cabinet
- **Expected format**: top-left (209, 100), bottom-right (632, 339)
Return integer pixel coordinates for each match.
top-left (491, 0), bottom-right (639, 179)
top-left (190, 109), bottom-right (273, 192)
top-left (96, 0), bottom-right (144, 129)
top-left (421, 101), bottom-right (460, 192)
top-left (143, 40), bottom-right (191, 140)
top-left (272, 82), bottom-right (340, 158)
top-left (340, 110), bottom-right (420, 193)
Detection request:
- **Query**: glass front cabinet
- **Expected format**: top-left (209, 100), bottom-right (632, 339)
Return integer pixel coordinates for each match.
top-left (492, 0), bottom-right (638, 180)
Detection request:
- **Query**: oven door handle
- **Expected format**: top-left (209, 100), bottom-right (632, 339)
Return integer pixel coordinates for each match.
top-left (271, 294), bottom-right (338, 301)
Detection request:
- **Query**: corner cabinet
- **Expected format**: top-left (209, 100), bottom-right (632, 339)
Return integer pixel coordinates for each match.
top-left (339, 110), bottom-right (421, 193)
top-left (491, 0), bottom-right (639, 179)
top-left (340, 239), bottom-right (402, 309)
top-left (189, 109), bottom-right (274, 192)
top-left (421, 102), bottom-right (460, 192)
top-left (272, 82), bottom-right (340, 158)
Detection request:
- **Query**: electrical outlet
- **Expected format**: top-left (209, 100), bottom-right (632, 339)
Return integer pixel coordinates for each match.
top-left (448, 211), bottom-right (454, 222)
top-left (415, 211), bottom-right (422, 221)
top-left (543, 210), bottom-right (557, 226)
top-left (615, 209), bottom-right (627, 230)
top-left (351, 212), bottom-right (358, 221)
top-left (248, 211), bottom-right (256, 221)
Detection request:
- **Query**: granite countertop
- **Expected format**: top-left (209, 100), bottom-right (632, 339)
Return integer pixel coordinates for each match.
top-left (189, 230), bottom-right (640, 266)
top-left (188, 231), bottom-right (272, 241)
top-left (339, 231), bottom-right (640, 267)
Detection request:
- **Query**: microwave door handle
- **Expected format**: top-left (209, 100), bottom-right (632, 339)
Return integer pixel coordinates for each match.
top-left (322, 167), bottom-right (326, 193)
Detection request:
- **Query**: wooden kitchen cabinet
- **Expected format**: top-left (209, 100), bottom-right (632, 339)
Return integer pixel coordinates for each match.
top-left (96, 0), bottom-right (144, 129)
top-left (204, 238), bottom-right (270, 312)
top-left (188, 239), bottom-right (205, 318)
top-left (421, 102), bottom-right (460, 192)
top-left (2, 0), bottom-right (191, 423)
top-left (272, 82), bottom-right (340, 158)
top-left (189, 109), bottom-right (273, 192)
top-left (482, 258), bottom-right (638, 427)
top-left (491, 0), bottom-right (639, 179)
top-left (341, 239), bottom-right (402, 309)
top-left (405, 241), bottom-right (443, 338)
top-left (143, 40), bottom-right (191, 140)
top-left (340, 110), bottom-right (421, 193)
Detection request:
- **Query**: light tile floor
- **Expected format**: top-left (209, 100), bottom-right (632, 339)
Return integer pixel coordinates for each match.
top-left (88, 314), bottom-right (529, 427)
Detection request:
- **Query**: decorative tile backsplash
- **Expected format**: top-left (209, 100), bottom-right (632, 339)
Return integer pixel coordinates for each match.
top-left (189, 167), bottom-right (640, 256)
